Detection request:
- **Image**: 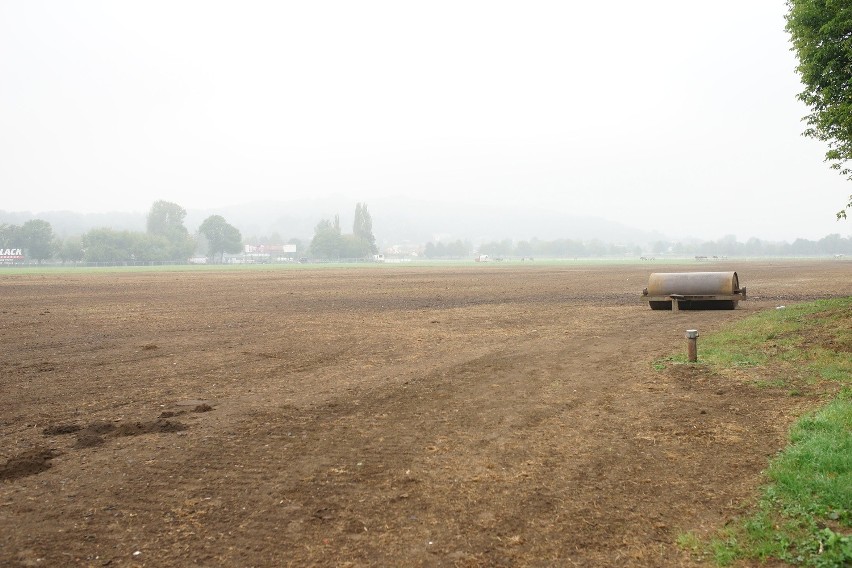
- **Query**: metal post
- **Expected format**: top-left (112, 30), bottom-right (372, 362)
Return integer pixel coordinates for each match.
top-left (686, 329), bottom-right (699, 362)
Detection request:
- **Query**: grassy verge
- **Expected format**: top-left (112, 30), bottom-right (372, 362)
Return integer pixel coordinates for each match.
top-left (667, 297), bottom-right (851, 567)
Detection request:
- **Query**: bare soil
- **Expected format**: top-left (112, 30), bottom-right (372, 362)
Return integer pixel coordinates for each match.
top-left (1, 260), bottom-right (849, 567)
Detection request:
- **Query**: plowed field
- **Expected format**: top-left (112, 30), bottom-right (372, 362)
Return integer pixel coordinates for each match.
top-left (1, 260), bottom-right (849, 567)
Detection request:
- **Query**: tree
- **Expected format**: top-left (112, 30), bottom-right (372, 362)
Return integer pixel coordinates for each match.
top-left (82, 228), bottom-right (181, 263)
top-left (146, 200), bottom-right (194, 259)
top-left (786, 1), bottom-right (852, 219)
top-left (198, 215), bottom-right (242, 263)
top-left (446, 240), bottom-right (470, 257)
top-left (57, 236), bottom-right (85, 263)
top-left (515, 240), bottom-right (534, 257)
top-left (353, 202), bottom-right (378, 254)
top-left (21, 219), bottom-right (56, 262)
top-left (308, 204), bottom-right (378, 259)
top-left (0, 223), bottom-right (22, 248)
top-left (423, 240), bottom-right (469, 258)
top-left (479, 240), bottom-right (512, 256)
top-left (82, 228), bottom-right (134, 262)
top-left (309, 218), bottom-right (342, 259)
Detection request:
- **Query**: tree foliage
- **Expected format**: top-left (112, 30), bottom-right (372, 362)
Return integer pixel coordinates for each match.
top-left (309, 218), bottom-right (342, 259)
top-left (353, 202), bottom-right (378, 254)
top-left (448, 234), bottom-right (852, 258)
top-left (478, 239), bottom-right (514, 256)
top-left (21, 220), bottom-right (56, 262)
top-left (309, 204), bottom-right (378, 259)
top-left (786, 0), bottom-right (852, 219)
top-left (423, 240), bottom-right (471, 258)
top-left (0, 220), bottom-right (56, 262)
top-left (57, 236), bottom-right (84, 263)
top-left (81, 228), bottom-right (173, 262)
top-left (146, 200), bottom-right (194, 259)
top-left (0, 223), bottom-right (22, 248)
top-left (198, 215), bottom-right (242, 262)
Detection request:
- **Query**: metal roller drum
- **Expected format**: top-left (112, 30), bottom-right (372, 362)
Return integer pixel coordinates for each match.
top-left (642, 271), bottom-right (746, 310)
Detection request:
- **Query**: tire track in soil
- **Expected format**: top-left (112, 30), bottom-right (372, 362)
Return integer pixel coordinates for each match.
top-left (92, 305), bottom-right (778, 566)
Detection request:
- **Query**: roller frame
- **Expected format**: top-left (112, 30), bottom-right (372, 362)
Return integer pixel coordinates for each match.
top-left (642, 271), bottom-right (747, 311)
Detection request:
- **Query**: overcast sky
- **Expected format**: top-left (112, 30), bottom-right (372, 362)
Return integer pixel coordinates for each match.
top-left (1, 0), bottom-right (850, 241)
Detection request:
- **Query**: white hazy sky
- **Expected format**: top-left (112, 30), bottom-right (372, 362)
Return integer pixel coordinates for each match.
top-left (1, 0), bottom-right (850, 241)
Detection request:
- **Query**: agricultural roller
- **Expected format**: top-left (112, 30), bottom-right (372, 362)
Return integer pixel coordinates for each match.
top-left (642, 271), bottom-right (747, 311)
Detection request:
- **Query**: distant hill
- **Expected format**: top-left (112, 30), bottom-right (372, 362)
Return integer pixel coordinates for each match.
top-left (2, 197), bottom-right (666, 247)
top-left (0, 210), bottom-right (146, 237)
top-left (185, 196), bottom-right (667, 247)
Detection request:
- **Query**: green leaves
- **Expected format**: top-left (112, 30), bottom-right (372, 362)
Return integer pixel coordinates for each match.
top-left (146, 201), bottom-right (194, 260)
top-left (310, 203), bottom-right (378, 259)
top-left (786, 0), bottom-right (852, 218)
top-left (198, 215), bottom-right (242, 262)
top-left (0, 219), bottom-right (57, 262)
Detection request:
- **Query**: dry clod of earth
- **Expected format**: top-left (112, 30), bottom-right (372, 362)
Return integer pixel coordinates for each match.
top-left (0, 448), bottom-right (61, 481)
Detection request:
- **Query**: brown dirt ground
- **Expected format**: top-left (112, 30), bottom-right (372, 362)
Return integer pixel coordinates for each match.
top-left (0, 260), bottom-right (849, 567)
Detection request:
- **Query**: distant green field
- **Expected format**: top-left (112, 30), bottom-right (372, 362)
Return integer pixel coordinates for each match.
top-left (1, 256), bottom-right (841, 275)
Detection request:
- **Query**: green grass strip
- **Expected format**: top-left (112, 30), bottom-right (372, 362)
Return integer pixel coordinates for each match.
top-left (657, 298), bottom-right (851, 388)
top-left (673, 297), bottom-right (851, 567)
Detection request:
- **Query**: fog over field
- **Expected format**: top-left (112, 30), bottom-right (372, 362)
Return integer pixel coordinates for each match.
top-left (1, 1), bottom-right (850, 242)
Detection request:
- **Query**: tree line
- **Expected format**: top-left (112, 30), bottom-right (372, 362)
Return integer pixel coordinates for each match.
top-left (423, 234), bottom-right (852, 259)
top-left (650, 234), bottom-right (852, 257)
top-left (0, 201), bottom-right (244, 263)
top-left (308, 203), bottom-right (378, 259)
top-left (3, 200), bottom-right (849, 263)
top-left (0, 200), bottom-right (381, 263)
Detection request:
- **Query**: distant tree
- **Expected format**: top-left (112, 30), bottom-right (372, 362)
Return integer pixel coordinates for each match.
top-left (198, 215), bottom-right (242, 263)
top-left (146, 200), bottom-right (194, 259)
top-left (135, 234), bottom-right (176, 262)
top-left (84, 227), bottom-right (183, 263)
top-left (791, 237), bottom-right (819, 256)
top-left (545, 238), bottom-right (585, 257)
top-left (309, 218), bottom-right (342, 259)
top-left (446, 240), bottom-right (470, 257)
top-left (609, 244), bottom-right (630, 257)
top-left (478, 241), bottom-right (502, 256)
top-left (515, 240), bottom-right (534, 257)
top-left (82, 228), bottom-right (135, 262)
top-left (353, 202), bottom-right (378, 254)
top-left (57, 236), bottom-right (85, 263)
top-left (339, 234), bottom-right (367, 258)
top-left (786, 0), bottom-right (852, 219)
top-left (21, 219), bottom-right (56, 262)
top-left (818, 233), bottom-right (844, 254)
top-left (585, 239), bottom-right (607, 257)
top-left (305, 204), bottom-right (378, 259)
top-left (0, 223), bottom-right (22, 248)
top-left (671, 241), bottom-right (691, 255)
top-left (423, 242), bottom-right (437, 258)
top-left (287, 237), bottom-right (303, 253)
top-left (570, 240), bottom-right (588, 257)
top-left (147, 200), bottom-right (185, 236)
top-left (652, 240), bottom-right (670, 255)
top-left (423, 240), bottom-right (470, 258)
top-left (715, 234), bottom-right (741, 257)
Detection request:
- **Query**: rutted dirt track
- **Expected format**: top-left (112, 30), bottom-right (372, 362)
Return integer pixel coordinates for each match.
top-left (1, 261), bottom-right (849, 567)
